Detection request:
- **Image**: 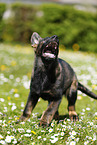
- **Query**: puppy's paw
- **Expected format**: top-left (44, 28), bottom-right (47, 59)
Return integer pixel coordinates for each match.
top-left (69, 115), bottom-right (79, 122)
top-left (16, 115), bottom-right (28, 124)
top-left (39, 120), bottom-right (49, 127)
top-left (69, 111), bottom-right (79, 121)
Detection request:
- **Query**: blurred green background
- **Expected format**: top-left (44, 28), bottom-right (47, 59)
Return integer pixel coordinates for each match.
top-left (0, 2), bottom-right (97, 52)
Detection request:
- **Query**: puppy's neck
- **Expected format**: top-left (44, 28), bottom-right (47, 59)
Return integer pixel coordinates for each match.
top-left (45, 59), bottom-right (58, 71)
top-left (44, 59), bottom-right (59, 83)
top-left (34, 56), bottom-right (59, 83)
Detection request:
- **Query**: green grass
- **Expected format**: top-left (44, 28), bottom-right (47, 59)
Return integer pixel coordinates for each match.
top-left (0, 44), bottom-right (97, 145)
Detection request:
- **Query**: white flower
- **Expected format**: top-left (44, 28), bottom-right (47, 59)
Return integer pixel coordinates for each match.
top-left (37, 136), bottom-right (41, 139)
top-left (0, 112), bottom-right (3, 115)
top-left (70, 141), bottom-right (76, 145)
top-left (94, 112), bottom-right (97, 116)
top-left (80, 112), bottom-right (85, 115)
top-left (27, 119), bottom-right (31, 122)
top-left (88, 137), bottom-right (92, 140)
top-left (43, 138), bottom-right (46, 141)
top-left (10, 136), bottom-right (15, 140)
top-left (78, 95), bottom-right (82, 100)
top-left (21, 102), bottom-right (24, 107)
top-left (49, 128), bottom-right (53, 133)
top-left (32, 142), bottom-right (35, 145)
top-left (84, 140), bottom-right (89, 145)
top-left (71, 131), bottom-right (76, 136)
top-left (86, 108), bottom-right (90, 111)
top-left (93, 133), bottom-right (96, 141)
top-left (20, 121), bottom-right (25, 125)
top-left (62, 125), bottom-right (66, 128)
top-left (66, 141), bottom-right (69, 145)
top-left (89, 122), bottom-right (93, 126)
top-left (71, 135), bottom-right (75, 139)
top-left (50, 137), bottom-right (58, 144)
top-left (12, 140), bottom-right (17, 144)
top-left (67, 125), bottom-right (71, 129)
top-left (61, 132), bottom-right (65, 136)
top-left (69, 130), bottom-right (76, 136)
top-left (7, 131), bottom-right (10, 134)
top-left (5, 136), bottom-right (14, 143)
top-left (38, 98), bottom-right (41, 102)
top-left (11, 105), bottom-right (17, 111)
top-left (8, 102), bottom-right (12, 105)
top-left (26, 129), bottom-right (31, 133)
top-left (12, 103), bottom-right (15, 106)
top-left (9, 75), bottom-right (14, 79)
top-left (35, 124), bottom-right (39, 129)
top-left (63, 121), bottom-right (66, 124)
top-left (4, 107), bottom-right (7, 112)
top-left (41, 130), bottom-right (45, 133)
top-left (82, 109), bottom-right (85, 112)
top-left (14, 93), bottom-right (19, 98)
top-left (0, 120), bottom-right (2, 123)
top-left (75, 138), bottom-right (79, 142)
top-left (0, 98), bottom-right (4, 102)
top-left (18, 128), bottom-right (25, 133)
top-left (0, 135), bottom-right (3, 139)
top-left (16, 77), bottom-right (20, 82)
top-left (54, 133), bottom-right (59, 137)
top-left (24, 134), bottom-right (31, 137)
top-left (67, 119), bottom-right (70, 122)
top-left (51, 122), bottom-right (54, 127)
top-left (62, 128), bottom-right (66, 132)
top-left (23, 81), bottom-right (30, 89)
top-left (0, 140), bottom-right (6, 144)
top-left (2, 123), bottom-right (7, 127)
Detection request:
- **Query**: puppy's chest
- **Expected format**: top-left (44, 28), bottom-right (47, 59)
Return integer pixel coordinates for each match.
top-left (31, 70), bottom-right (53, 94)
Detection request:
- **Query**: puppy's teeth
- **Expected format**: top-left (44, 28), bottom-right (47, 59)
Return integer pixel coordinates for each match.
top-left (43, 53), bottom-right (55, 58)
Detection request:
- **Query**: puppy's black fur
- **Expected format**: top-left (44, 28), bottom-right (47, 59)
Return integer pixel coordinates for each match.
top-left (18, 32), bottom-right (97, 126)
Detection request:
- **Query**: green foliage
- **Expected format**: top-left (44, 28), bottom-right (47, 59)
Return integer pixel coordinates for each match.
top-left (0, 3), bottom-right (6, 41)
top-left (1, 3), bottom-right (97, 52)
top-left (0, 3), bottom-right (6, 20)
top-left (3, 3), bottom-right (38, 43)
top-left (38, 4), bottom-right (97, 52)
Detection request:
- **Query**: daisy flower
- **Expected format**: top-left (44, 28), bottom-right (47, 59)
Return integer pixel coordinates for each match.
top-left (70, 141), bottom-right (76, 145)
top-left (50, 137), bottom-right (58, 144)
top-left (49, 128), bottom-right (53, 133)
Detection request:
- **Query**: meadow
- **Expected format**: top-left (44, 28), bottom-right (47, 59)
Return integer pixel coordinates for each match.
top-left (0, 44), bottom-right (97, 145)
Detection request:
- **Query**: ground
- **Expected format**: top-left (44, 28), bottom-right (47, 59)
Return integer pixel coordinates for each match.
top-left (0, 44), bottom-right (97, 144)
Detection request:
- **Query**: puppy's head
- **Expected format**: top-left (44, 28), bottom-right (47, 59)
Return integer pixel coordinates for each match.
top-left (31, 32), bottom-right (59, 63)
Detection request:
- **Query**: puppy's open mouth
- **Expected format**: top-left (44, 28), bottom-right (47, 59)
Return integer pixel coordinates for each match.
top-left (42, 42), bottom-right (58, 59)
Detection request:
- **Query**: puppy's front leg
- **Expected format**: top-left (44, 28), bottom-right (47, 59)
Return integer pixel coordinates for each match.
top-left (39, 99), bottom-right (61, 127)
top-left (18, 92), bottom-right (39, 122)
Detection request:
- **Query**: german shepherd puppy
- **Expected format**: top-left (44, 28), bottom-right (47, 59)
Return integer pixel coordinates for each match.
top-left (18, 32), bottom-right (97, 126)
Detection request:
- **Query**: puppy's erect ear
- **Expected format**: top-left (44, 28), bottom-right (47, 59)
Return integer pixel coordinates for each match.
top-left (31, 32), bottom-right (41, 48)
